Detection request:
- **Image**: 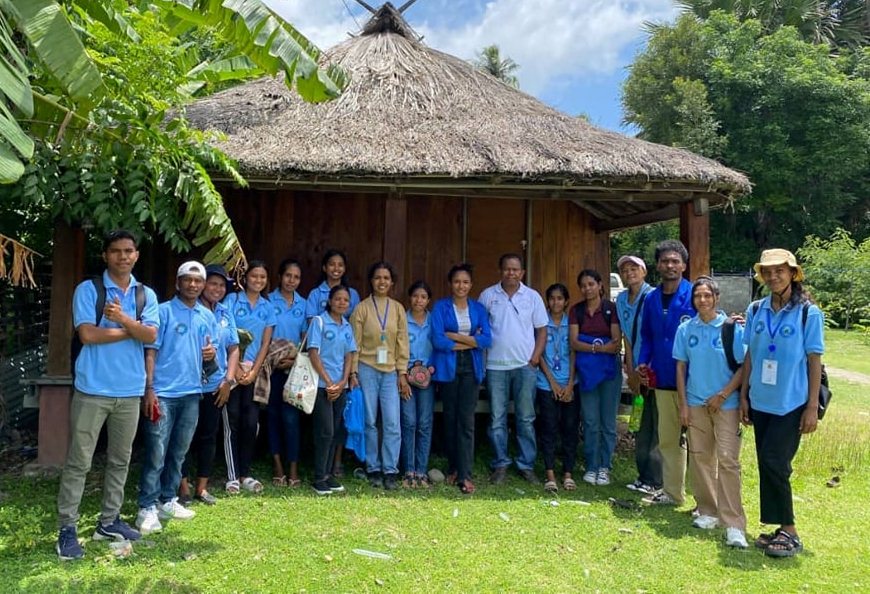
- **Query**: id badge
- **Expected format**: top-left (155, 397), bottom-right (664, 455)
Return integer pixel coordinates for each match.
top-left (376, 346), bottom-right (388, 365)
top-left (761, 359), bottom-right (778, 385)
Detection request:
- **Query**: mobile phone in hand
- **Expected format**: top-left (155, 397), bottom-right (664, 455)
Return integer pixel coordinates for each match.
top-left (151, 398), bottom-right (162, 423)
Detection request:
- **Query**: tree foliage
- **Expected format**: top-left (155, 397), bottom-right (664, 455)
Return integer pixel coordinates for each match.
top-left (623, 11), bottom-right (870, 271)
top-left (0, 0), bottom-right (346, 275)
top-left (797, 228), bottom-right (870, 328)
top-left (472, 44), bottom-right (520, 88)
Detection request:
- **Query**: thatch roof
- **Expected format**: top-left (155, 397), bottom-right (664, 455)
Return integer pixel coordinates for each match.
top-left (184, 3), bottom-right (750, 225)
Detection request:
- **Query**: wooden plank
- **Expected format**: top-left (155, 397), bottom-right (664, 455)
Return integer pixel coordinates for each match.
top-left (595, 204), bottom-right (680, 231)
top-left (45, 222), bottom-right (81, 377)
top-left (466, 197), bottom-right (527, 293)
top-left (383, 194), bottom-right (407, 292)
top-left (404, 195), bottom-right (463, 303)
top-left (680, 201), bottom-right (710, 279)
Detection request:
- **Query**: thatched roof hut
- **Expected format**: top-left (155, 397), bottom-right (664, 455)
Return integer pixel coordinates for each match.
top-left (183, 2), bottom-right (750, 292)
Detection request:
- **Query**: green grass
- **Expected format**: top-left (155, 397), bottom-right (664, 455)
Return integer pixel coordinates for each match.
top-left (1, 339), bottom-right (868, 592)
top-left (824, 328), bottom-right (870, 377)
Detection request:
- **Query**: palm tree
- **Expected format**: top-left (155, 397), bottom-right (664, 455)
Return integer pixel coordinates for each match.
top-left (472, 45), bottom-right (520, 88)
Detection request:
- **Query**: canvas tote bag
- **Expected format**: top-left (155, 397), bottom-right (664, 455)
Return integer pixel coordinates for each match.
top-left (283, 317), bottom-right (322, 414)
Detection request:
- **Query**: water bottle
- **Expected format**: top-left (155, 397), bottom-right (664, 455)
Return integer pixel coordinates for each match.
top-left (629, 394), bottom-right (644, 432)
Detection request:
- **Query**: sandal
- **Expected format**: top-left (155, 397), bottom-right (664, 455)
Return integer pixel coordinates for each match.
top-left (225, 480), bottom-right (240, 495)
top-left (417, 475), bottom-right (431, 489)
top-left (287, 478), bottom-right (301, 488)
top-left (544, 479), bottom-right (558, 493)
top-left (272, 476), bottom-right (288, 487)
top-left (445, 472), bottom-right (458, 486)
top-left (764, 529), bottom-right (803, 558)
top-left (563, 477), bottom-right (577, 491)
top-left (754, 532), bottom-right (776, 549)
top-left (241, 477), bottom-right (264, 494)
top-left (459, 479), bottom-right (475, 495)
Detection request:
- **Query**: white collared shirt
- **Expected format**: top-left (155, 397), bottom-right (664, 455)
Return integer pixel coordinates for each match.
top-left (478, 281), bottom-right (547, 370)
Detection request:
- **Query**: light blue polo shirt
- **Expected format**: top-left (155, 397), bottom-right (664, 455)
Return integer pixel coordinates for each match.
top-left (307, 314), bottom-right (357, 388)
top-left (270, 288), bottom-right (308, 344)
top-left (478, 282), bottom-right (548, 370)
top-left (673, 312), bottom-right (745, 409)
top-left (536, 314), bottom-right (574, 391)
top-left (616, 282), bottom-right (653, 366)
top-left (203, 300), bottom-right (240, 393)
top-left (147, 296), bottom-right (219, 398)
top-left (744, 298), bottom-right (825, 415)
top-left (225, 291), bottom-right (277, 363)
top-left (304, 281), bottom-right (360, 320)
top-left (406, 311), bottom-right (433, 366)
top-left (73, 272), bottom-right (159, 397)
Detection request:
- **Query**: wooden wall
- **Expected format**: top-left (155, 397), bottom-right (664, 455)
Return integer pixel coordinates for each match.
top-left (215, 188), bottom-right (613, 305)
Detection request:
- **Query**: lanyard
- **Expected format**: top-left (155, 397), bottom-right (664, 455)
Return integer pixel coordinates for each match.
top-left (764, 307), bottom-right (786, 353)
top-left (372, 296), bottom-right (390, 342)
top-left (550, 317), bottom-right (567, 369)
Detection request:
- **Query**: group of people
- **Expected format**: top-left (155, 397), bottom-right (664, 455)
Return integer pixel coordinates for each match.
top-left (55, 231), bottom-right (823, 562)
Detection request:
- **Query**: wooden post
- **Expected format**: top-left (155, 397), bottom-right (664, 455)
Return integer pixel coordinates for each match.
top-left (36, 221), bottom-right (84, 468)
top-left (383, 193), bottom-right (408, 293)
top-left (680, 199), bottom-right (710, 280)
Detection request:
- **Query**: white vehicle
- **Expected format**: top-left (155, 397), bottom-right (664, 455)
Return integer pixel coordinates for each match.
top-left (610, 272), bottom-right (625, 302)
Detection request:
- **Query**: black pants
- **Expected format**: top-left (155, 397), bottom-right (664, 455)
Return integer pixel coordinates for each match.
top-left (439, 351), bottom-right (478, 482)
top-left (635, 388), bottom-right (663, 487)
top-left (312, 388), bottom-right (347, 482)
top-left (225, 383), bottom-right (260, 479)
top-left (753, 404), bottom-right (805, 526)
top-left (536, 387), bottom-right (581, 474)
top-left (182, 390), bottom-right (223, 480)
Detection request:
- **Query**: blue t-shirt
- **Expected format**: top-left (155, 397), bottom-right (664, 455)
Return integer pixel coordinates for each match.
top-left (147, 296), bottom-right (220, 398)
top-left (673, 312), bottom-right (745, 409)
top-left (225, 291), bottom-right (277, 363)
top-left (616, 282), bottom-right (653, 367)
top-left (744, 298), bottom-right (825, 415)
top-left (536, 314), bottom-right (573, 391)
top-left (307, 314), bottom-right (357, 388)
top-left (269, 288), bottom-right (308, 344)
top-left (406, 311), bottom-right (433, 367)
top-left (73, 272), bottom-right (159, 397)
top-left (304, 281), bottom-right (360, 320)
top-left (203, 300), bottom-right (240, 393)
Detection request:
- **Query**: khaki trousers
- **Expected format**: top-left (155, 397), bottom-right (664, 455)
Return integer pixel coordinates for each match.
top-left (688, 406), bottom-right (746, 530)
top-left (655, 389), bottom-right (687, 504)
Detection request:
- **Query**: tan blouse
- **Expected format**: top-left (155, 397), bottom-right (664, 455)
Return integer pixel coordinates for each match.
top-left (350, 295), bottom-right (410, 374)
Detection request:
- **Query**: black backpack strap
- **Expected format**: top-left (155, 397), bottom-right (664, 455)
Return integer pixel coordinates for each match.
top-left (135, 283), bottom-right (146, 321)
top-left (720, 319), bottom-right (740, 373)
top-left (573, 301), bottom-right (587, 333)
top-left (92, 275), bottom-right (106, 326)
top-left (630, 290), bottom-right (648, 347)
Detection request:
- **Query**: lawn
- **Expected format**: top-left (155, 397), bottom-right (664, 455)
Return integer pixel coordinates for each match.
top-left (1, 336), bottom-right (868, 592)
top-left (823, 328), bottom-right (870, 377)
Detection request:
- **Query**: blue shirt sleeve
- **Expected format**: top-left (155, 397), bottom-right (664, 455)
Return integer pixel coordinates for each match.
top-left (472, 301), bottom-right (493, 350)
top-left (430, 300), bottom-right (456, 352)
top-left (141, 287), bottom-right (160, 328)
top-left (733, 322), bottom-right (747, 364)
top-left (804, 304), bottom-right (825, 355)
top-left (307, 315), bottom-right (323, 350)
top-left (72, 280), bottom-right (98, 328)
top-left (672, 322), bottom-right (688, 362)
top-left (149, 303), bottom-right (170, 350)
top-left (638, 296), bottom-right (653, 365)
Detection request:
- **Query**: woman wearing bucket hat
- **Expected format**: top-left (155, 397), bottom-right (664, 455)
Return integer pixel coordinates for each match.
top-left (739, 249), bottom-right (824, 558)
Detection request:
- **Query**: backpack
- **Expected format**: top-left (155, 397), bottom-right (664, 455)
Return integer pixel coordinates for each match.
top-left (720, 318), bottom-right (742, 373)
top-left (744, 300), bottom-right (831, 419)
top-left (70, 276), bottom-right (146, 375)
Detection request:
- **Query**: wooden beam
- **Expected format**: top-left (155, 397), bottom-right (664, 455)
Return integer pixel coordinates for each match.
top-left (45, 222), bottom-right (83, 376)
top-left (594, 204), bottom-right (680, 232)
top-left (680, 201), bottom-right (710, 279)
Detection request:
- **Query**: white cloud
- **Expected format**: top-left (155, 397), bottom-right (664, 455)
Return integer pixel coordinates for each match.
top-left (264, 0), bottom-right (679, 93)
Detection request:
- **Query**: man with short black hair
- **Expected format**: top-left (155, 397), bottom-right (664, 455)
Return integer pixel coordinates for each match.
top-left (479, 253), bottom-right (548, 485)
top-left (637, 240), bottom-right (696, 506)
top-left (56, 230), bottom-right (159, 561)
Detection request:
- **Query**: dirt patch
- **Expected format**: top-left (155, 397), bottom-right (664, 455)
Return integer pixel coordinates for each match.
top-left (826, 366), bottom-right (870, 386)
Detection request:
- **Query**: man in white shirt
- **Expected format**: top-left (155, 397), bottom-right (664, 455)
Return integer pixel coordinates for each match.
top-left (479, 254), bottom-right (548, 484)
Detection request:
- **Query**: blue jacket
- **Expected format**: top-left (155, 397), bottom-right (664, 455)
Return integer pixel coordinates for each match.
top-left (430, 297), bottom-right (492, 385)
top-left (638, 279), bottom-right (696, 390)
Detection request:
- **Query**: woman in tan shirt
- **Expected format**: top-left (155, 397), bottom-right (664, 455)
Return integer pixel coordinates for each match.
top-left (350, 261), bottom-right (410, 490)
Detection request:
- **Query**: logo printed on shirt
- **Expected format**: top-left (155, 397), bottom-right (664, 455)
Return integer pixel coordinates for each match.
top-left (754, 321), bottom-right (766, 334)
top-left (711, 335), bottom-right (723, 349)
top-left (175, 323), bottom-right (188, 335)
top-left (274, 306), bottom-right (282, 316)
top-left (680, 314), bottom-right (691, 324)
top-left (688, 335), bottom-right (699, 348)
top-left (780, 324), bottom-right (796, 338)
top-left (546, 333), bottom-right (555, 344)
top-left (292, 308), bottom-right (303, 318)
top-left (235, 306), bottom-right (248, 318)
top-left (324, 329), bottom-right (336, 340)
top-left (320, 300), bottom-right (327, 310)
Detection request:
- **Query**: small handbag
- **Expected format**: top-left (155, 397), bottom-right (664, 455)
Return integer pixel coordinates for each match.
top-left (283, 319), bottom-right (320, 414)
top-left (407, 360), bottom-right (434, 389)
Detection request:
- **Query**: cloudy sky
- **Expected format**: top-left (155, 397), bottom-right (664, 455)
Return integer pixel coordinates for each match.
top-left (263, 0), bottom-right (681, 132)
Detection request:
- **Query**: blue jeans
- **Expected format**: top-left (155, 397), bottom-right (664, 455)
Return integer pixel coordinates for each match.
top-left (138, 394), bottom-right (200, 509)
top-left (579, 372), bottom-right (622, 473)
top-left (267, 370), bottom-right (300, 462)
top-left (358, 363), bottom-right (401, 475)
top-left (400, 384), bottom-right (435, 475)
top-left (486, 366), bottom-right (538, 470)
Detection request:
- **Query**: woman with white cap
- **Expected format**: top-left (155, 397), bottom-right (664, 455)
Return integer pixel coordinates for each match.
top-left (740, 249), bottom-right (824, 558)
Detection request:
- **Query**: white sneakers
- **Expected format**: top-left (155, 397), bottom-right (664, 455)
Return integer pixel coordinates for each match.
top-left (582, 471), bottom-right (597, 485)
top-left (596, 469), bottom-right (611, 486)
top-left (725, 527), bottom-right (749, 549)
top-left (159, 498), bottom-right (196, 521)
top-left (136, 507), bottom-right (163, 535)
top-left (692, 514), bottom-right (719, 530)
